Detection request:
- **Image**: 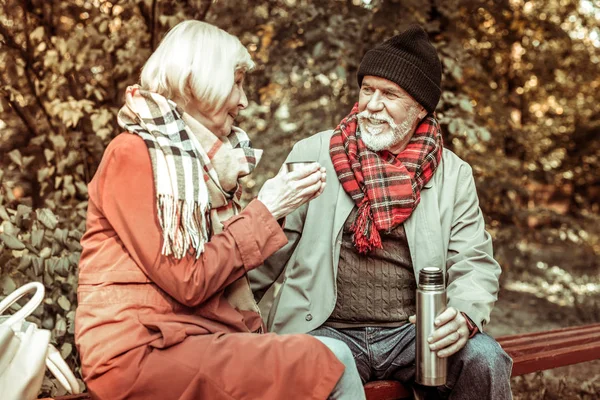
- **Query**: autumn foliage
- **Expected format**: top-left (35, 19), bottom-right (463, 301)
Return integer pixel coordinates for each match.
top-left (0, 0), bottom-right (599, 397)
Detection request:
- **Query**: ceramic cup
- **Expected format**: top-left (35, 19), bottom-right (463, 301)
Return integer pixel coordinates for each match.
top-left (285, 161), bottom-right (315, 173)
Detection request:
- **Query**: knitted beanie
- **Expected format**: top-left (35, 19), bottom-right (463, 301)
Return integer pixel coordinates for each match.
top-left (357, 25), bottom-right (442, 113)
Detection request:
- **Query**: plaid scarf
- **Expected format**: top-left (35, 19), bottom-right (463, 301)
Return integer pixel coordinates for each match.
top-left (117, 85), bottom-right (262, 259)
top-left (330, 103), bottom-right (443, 253)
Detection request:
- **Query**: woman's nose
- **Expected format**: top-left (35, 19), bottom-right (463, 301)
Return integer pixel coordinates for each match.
top-left (239, 88), bottom-right (248, 110)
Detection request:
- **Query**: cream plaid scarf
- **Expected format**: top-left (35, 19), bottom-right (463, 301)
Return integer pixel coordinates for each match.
top-left (117, 86), bottom-right (264, 321)
top-left (117, 85), bottom-right (262, 258)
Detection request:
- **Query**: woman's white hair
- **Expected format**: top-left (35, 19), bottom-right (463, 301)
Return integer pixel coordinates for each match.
top-left (140, 20), bottom-right (254, 110)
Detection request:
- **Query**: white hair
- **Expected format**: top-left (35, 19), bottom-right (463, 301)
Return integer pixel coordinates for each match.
top-left (140, 20), bottom-right (254, 110)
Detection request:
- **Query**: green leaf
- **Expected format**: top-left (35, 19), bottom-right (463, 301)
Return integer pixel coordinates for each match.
top-left (68, 230), bottom-right (83, 241)
top-left (459, 98), bottom-right (474, 113)
top-left (0, 206), bottom-right (10, 221)
top-left (30, 26), bottom-right (44, 41)
top-left (42, 315), bottom-right (54, 330)
top-left (65, 239), bottom-right (82, 252)
top-left (36, 208), bottom-right (58, 229)
top-left (68, 252), bottom-right (80, 266)
top-left (22, 156), bottom-right (35, 168)
top-left (60, 342), bottom-right (73, 359)
top-left (17, 255), bottom-right (32, 271)
top-left (1, 219), bottom-right (18, 234)
top-left (1, 276), bottom-right (17, 295)
top-left (39, 247), bottom-right (52, 259)
top-left (53, 228), bottom-right (68, 245)
top-left (48, 134), bottom-right (67, 152)
top-left (52, 241), bottom-right (62, 255)
top-left (478, 127), bottom-right (492, 142)
top-left (8, 149), bottom-right (23, 168)
top-left (32, 228), bottom-right (45, 249)
top-left (44, 149), bottom-right (56, 163)
top-left (63, 175), bottom-right (76, 197)
top-left (15, 204), bottom-right (32, 227)
top-left (54, 315), bottom-right (67, 338)
top-left (75, 181), bottom-right (88, 196)
top-left (30, 135), bottom-right (46, 146)
top-left (57, 295), bottom-right (71, 311)
top-left (32, 256), bottom-right (44, 276)
top-left (448, 119), bottom-right (461, 135)
top-left (67, 310), bottom-right (76, 335)
top-left (313, 41), bottom-right (324, 58)
top-left (0, 233), bottom-right (25, 250)
top-left (55, 257), bottom-right (70, 277)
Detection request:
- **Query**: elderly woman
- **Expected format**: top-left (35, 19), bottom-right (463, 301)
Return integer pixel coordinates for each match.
top-left (75, 21), bottom-right (364, 400)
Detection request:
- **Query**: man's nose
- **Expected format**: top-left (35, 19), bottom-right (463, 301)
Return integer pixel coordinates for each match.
top-left (366, 91), bottom-right (384, 112)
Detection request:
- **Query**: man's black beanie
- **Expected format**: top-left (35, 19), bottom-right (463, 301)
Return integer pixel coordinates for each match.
top-left (357, 25), bottom-right (442, 113)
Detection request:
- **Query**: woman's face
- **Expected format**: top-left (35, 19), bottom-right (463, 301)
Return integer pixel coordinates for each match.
top-left (193, 70), bottom-right (248, 137)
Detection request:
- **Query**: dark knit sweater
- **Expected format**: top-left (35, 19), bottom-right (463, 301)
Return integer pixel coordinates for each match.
top-left (326, 208), bottom-right (416, 328)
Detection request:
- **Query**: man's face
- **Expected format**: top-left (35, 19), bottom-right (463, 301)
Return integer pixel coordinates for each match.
top-left (357, 76), bottom-right (426, 153)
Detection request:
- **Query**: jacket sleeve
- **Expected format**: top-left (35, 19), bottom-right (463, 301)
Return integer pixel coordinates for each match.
top-left (249, 201), bottom-right (307, 302)
top-left (445, 163), bottom-right (501, 332)
top-left (248, 142), bottom-right (309, 302)
top-left (92, 135), bottom-right (288, 307)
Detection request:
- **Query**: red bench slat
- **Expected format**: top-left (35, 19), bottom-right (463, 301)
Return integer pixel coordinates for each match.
top-left (39, 395), bottom-right (90, 400)
top-left (363, 380), bottom-right (411, 400)
top-left (500, 331), bottom-right (600, 356)
top-left (509, 340), bottom-right (600, 376)
top-left (497, 323), bottom-right (600, 348)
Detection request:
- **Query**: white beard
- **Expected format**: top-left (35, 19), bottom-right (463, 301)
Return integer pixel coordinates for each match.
top-left (357, 106), bottom-right (421, 152)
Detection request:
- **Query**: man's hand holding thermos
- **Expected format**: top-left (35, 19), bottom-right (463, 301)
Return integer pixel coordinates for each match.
top-left (409, 267), bottom-right (473, 386)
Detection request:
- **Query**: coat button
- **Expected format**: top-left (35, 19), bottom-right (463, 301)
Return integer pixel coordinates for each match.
top-left (305, 314), bottom-right (313, 321)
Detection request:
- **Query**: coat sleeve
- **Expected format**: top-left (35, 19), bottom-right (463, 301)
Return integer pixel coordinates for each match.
top-left (445, 163), bottom-right (501, 332)
top-left (92, 134), bottom-right (288, 307)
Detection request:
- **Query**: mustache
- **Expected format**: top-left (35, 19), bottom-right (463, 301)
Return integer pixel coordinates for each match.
top-left (357, 111), bottom-right (398, 129)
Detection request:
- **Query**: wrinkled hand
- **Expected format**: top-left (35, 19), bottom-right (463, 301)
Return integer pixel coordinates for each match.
top-left (257, 162), bottom-right (326, 220)
top-left (409, 307), bottom-right (469, 358)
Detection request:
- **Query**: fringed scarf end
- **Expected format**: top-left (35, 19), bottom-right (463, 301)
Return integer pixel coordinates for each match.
top-left (157, 194), bottom-right (210, 260)
top-left (350, 199), bottom-right (382, 254)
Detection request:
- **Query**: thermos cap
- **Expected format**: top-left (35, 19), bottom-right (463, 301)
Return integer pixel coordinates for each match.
top-left (419, 267), bottom-right (444, 286)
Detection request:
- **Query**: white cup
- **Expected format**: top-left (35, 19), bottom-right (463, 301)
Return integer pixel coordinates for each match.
top-left (285, 161), bottom-right (315, 173)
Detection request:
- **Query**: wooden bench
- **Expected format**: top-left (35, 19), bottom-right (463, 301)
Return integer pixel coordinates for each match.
top-left (42, 323), bottom-right (600, 400)
top-left (364, 323), bottom-right (600, 400)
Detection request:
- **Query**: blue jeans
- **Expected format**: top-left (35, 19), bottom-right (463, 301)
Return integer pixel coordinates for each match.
top-left (314, 336), bottom-right (366, 400)
top-left (310, 324), bottom-right (512, 400)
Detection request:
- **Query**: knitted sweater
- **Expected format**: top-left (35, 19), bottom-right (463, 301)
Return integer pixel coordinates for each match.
top-left (326, 208), bottom-right (416, 328)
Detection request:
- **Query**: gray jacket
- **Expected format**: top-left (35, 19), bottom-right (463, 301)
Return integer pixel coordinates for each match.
top-left (249, 130), bottom-right (500, 334)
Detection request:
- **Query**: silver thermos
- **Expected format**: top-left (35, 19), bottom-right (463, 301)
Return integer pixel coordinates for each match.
top-left (415, 267), bottom-right (447, 386)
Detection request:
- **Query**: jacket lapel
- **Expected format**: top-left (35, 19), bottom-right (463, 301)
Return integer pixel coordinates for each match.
top-left (405, 178), bottom-right (446, 284)
top-left (332, 179), bottom-right (354, 242)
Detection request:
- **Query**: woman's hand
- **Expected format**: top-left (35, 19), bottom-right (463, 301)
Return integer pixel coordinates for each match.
top-left (257, 162), bottom-right (326, 220)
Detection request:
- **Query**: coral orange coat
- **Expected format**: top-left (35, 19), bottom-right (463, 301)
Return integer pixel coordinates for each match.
top-left (75, 134), bottom-right (343, 400)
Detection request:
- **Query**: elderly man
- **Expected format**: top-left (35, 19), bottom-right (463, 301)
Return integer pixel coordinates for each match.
top-left (250, 25), bottom-right (512, 399)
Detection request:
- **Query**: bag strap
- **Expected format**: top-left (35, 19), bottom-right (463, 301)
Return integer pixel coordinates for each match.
top-left (0, 282), bottom-right (45, 326)
top-left (0, 282), bottom-right (82, 394)
top-left (46, 344), bottom-right (82, 394)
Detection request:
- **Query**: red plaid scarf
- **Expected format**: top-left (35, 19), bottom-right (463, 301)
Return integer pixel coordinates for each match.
top-left (330, 103), bottom-right (443, 253)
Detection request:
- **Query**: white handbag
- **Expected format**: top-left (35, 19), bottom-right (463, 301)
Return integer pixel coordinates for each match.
top-left (0, 282), bottom-right (82, 400)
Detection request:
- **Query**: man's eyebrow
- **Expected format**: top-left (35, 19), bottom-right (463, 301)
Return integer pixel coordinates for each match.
top-left (382, 86), bottom-right (403, 95)
top-left (362, 82), bottom-right (404, 95)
